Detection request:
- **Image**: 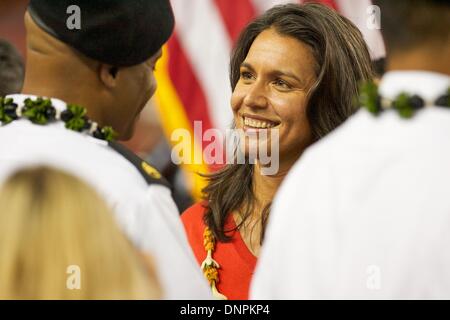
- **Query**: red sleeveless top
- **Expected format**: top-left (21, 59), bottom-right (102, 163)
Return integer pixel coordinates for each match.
top-left (181, 202), bottom-right (257, 300)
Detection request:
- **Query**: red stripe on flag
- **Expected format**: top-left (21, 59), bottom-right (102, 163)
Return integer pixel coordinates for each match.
top-left (214, 0), bottom-right (257, 44)
top-left (167, 34), bottom-right (214, 134)
top-left (167, 34), bottom-right (224, 168)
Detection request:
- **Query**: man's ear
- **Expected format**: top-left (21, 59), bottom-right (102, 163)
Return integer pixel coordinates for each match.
top-left (99, 64), bottom-right (119, 88)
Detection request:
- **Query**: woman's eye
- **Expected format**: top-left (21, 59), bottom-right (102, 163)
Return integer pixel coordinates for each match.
top-left (240, 71), bottom-right (253, 80)
top-left (273, 79), bottom-right (291, 89)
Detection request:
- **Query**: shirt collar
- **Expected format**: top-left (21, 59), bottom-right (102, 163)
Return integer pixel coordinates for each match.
top-left (379, 71), bottom-right (450, 104)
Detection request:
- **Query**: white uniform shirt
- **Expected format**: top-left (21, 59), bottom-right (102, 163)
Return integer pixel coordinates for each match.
top-left (251, 71), bottom-right (450, 299)
top-left (0, 94), bottom-right (211, 300)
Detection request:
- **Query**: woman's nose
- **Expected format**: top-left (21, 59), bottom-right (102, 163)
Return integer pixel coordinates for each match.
top-left (243, 82), bottom-right (268, 109)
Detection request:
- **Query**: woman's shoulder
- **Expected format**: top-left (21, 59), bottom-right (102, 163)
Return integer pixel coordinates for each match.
top-left (181, 201), bottom-right (208, 231)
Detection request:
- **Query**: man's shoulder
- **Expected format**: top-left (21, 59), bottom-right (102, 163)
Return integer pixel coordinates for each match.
top-left (0, 120), bottom-right (170, 191)
top-left (305, 107), bottom-right (450, 158)
top-left (107, 141), bottom-right (171, 189)
top-left (287, 107), bottom-right (450, 194)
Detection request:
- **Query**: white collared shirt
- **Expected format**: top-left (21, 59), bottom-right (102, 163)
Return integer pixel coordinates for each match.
top-left (251, 71), bottom-right (450, 299)
top-left (0, 94), bottom-right (211, 300)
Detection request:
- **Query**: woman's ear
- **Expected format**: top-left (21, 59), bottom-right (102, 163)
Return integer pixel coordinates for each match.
top-left (99, 64), bottom-right (119, 88)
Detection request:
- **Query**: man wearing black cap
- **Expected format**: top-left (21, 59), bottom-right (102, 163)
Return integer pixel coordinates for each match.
top-left (0, 0), bottom-right (211, 299)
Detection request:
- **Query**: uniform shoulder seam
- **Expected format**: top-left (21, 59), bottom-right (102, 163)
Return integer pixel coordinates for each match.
top-left (108, 141), bottom-right (172, 189)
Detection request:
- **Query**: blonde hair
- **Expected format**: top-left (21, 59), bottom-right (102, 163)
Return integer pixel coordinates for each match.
top-left (0, 166), bottom-right (161, 299)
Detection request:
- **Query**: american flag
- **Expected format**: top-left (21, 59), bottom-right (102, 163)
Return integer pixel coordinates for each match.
top-left (154, 0), bottom-right (385, 200)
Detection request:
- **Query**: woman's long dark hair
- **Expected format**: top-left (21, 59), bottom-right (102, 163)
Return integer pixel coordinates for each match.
top-left (203, 3), bottom-right (374, 243)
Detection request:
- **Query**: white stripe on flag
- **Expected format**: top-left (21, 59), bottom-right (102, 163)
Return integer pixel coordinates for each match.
top-left (251, 0), bottom-right (300, 14)
top-left (335, 0), bottom-right (385, 59)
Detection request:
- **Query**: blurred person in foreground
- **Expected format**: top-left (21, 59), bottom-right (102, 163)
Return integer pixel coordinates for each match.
top-left (251, 0), bottom-right (450, 299)
top-left (0, 166), bottom-right (161, 300)
top-left (0, 0), bottom-right (210, 299)
top-left (181, 3), bottom-right (374, 300)
top-left (0, 38), bottom-right (24, 96)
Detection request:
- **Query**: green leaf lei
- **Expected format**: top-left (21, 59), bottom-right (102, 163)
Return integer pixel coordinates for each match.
top-left (358, 81), bottom-right (450, 118)
top-left (0, 97), bottom-right (16, 124)
top-left (0, 96), bottom-right (117, 142)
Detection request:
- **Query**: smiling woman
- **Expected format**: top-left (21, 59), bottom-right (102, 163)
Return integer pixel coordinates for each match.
top-left (181, 3), bottom-right (374, 300)
top-left (232, 27), bottom-right (316, 168)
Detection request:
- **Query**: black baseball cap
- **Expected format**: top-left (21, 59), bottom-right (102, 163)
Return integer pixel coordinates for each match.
top-left (28, 0), bottom-right (175, 67)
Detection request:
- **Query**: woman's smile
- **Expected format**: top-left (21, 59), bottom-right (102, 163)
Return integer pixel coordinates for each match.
top-left (239, 113), bottom-right (281, 132)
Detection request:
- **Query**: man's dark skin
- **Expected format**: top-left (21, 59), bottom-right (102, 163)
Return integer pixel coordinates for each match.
top-left (21, 11), bottom-right (162, 140)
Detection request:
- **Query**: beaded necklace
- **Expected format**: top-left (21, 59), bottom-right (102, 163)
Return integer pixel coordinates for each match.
top-left (358, 81), bottom-right (449, 117)
top-left (201, 227), bottom-right (227, 300)
top-left (0, 96), bottom-right (117, 141)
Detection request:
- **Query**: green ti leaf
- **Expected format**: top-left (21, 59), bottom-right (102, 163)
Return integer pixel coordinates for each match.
top-left (22, 97), bottom-right (53, 125)
top-left (0, 98), bottom-right (15, 124)
top-left (393, 93), bottom-right (414, 119)
top-left (101, 126), bottom-right (118, 142)
top-left (359, 81), bottom-right (379, 115)
top-left (65, 104), bottom-right (87, 132)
